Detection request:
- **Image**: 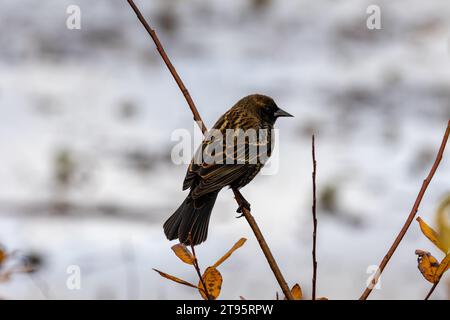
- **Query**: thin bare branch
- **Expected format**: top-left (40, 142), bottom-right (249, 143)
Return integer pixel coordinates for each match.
top-left (311, 135), bottom-right (318, 300)
top-left (233, 188), bottom-right (294, 300)
top-left (424, 282), bottom-right (439, 300)
top-left (126, 0), bottom-right (207, 134)
top-left (188, 233), bottom-right (211, 300)
top-left (360, 120), bottom-right (450, 300)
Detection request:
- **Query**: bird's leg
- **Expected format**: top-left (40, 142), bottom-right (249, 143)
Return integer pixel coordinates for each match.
top-left (233, 188), bottom-right (251, 218)
top-left (236, 198), bottom-right (251, 214)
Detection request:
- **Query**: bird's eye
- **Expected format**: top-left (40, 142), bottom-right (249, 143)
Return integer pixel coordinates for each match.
top-left (270, 104), bottom-right (279, 114)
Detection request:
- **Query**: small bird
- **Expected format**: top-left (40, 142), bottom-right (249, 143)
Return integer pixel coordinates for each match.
top-left (164, 94), bottom-right (293, 245)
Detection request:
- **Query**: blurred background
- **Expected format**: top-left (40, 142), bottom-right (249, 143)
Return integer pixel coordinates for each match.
top-left (0, 0), bottom-right (449, 300)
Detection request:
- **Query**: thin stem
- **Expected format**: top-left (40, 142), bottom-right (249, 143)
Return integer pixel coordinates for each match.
top-left (189, 234), bottom-right (211, 300)
top-left (126, 0), bottom-right (294, 300)
top-left (359, 120), bottom-right (450, 300)
top-left (311, 135), bottom-right (318, 300)
top-left (126, 0), bottom-right (207, 135)
top-left (424, 282), bottom-right (438, 300)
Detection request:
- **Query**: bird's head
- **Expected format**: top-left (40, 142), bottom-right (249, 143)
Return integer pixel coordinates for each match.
top-left (246, 94), bottom-right (293, 124)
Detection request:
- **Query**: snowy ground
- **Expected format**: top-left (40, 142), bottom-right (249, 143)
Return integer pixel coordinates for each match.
top-left (0, 0), bottom-right (449, 299)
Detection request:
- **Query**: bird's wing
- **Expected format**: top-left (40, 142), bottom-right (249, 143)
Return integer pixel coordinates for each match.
top-left (183, 138), bottom-right (252, 194)
top-left (190, 163), bottom-right (249, 198)
top-left (182, 111), bottom-right (270, 196)
top-left (183, 141), bottom-right (266, 198)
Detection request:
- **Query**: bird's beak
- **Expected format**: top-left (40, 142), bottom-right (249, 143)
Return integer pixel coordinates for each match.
top-left (274, 108), bottom-right (294, 118)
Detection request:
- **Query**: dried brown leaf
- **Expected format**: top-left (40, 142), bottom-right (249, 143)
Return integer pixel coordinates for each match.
top-left (417, 217), bottom-right (448, 254)
top-left (152, 268), bottom-right (198, 289)
top-left (291, 283), bottom-right (303, 300)
top-left (171, 243), bottom-right (195, 265)
top-left (415, 250), bottom-right (439, 283)
top-left (284, 283), bottom-right (302, 300)
top-left (436, 196), bottom-right (450, 254)
top-left (435, 253), bottom-right (450, 281)
top-left (198, 267), bottom-right (222, 300)
top-left (0, 249), bottom-right (6, 265)
top-left (213, 238), bottom-right (246, 268)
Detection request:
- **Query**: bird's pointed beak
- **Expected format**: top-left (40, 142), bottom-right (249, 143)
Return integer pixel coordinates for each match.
top-left (274, 108), bottom-right (294, 118)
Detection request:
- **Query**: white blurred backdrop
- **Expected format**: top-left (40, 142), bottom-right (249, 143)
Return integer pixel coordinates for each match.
top-left (0, 0), bottom-right (449, 299)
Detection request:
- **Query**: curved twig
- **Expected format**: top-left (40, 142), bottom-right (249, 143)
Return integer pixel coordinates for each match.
top-left (360, 120), bottom-right (450, 300)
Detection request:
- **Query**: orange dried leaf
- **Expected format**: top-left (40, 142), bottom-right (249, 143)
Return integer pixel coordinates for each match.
top-left (291, 283), bottom-right (303, 300)
top-left (416, 217), bottom-right (448, 254)
top-left (435, 253), bottom-right (450, 281)
top-left (415, 250), bottom-right (439, 283)
top-left (213, 238), bottom-right (247, 268)
top-left (152, 268), bottom-right (198, 289)
top-left (284, 284), bottom-right (302, 300)
top-left (0, 249), bottom-right (6, 265)
top-left (171, 243), bottom-right (195, 265)
top-left (198, 267), bottom-right (223, 300)
top-left (436, 196), bottom-right (450, 253)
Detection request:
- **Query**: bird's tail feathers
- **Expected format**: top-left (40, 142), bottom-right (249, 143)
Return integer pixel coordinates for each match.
top-left (163, 192), bottom-right (218, 246)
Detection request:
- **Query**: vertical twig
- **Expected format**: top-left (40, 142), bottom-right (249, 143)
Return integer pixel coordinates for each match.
top-left (311, 135), bottom-right (318, 300)
top-left (126, 0), bottom-right (294, 300)
top-left (188, 233), bottom-right (211, 300)
top-left (360, 120), bottom-right (450, 300)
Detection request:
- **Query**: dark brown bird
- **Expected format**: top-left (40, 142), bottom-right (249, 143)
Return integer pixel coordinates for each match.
top-left (164, 94), bottom-right (293, 245)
